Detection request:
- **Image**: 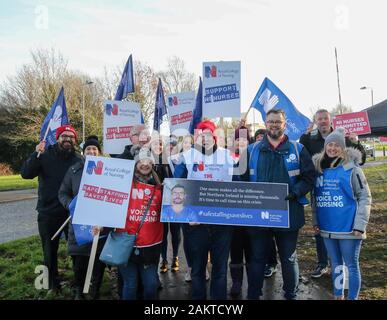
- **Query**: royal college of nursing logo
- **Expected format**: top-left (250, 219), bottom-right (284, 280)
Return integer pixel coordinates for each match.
top-left (105, 103), bottom-right (119, 116)
top-left (193, 162), bottom-right (205, 172)
top-left (316, 176), bottom-right (324, 187)
top-left (204, 65), bottom-right (217, 78)
top-left (168, 96), bottom-right (178, 107)
top-left (86, 161), bottom-right (104, 175)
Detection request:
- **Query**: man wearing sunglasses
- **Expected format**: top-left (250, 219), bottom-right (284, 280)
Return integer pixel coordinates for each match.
top-left (21, 124), bottom-right (82, 294)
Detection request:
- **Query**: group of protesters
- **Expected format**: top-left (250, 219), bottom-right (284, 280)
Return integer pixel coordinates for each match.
top-left (21, 107), bottom-right (371, 300)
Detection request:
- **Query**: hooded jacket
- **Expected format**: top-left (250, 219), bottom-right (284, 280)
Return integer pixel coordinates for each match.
top-left (311, 147), bottom-right (372, 239)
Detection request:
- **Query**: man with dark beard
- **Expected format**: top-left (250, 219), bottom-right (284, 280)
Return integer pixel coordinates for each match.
top-left (21, 124), bottom-right (82, 293)
top-left (239, 109), bottom-right (316, 300)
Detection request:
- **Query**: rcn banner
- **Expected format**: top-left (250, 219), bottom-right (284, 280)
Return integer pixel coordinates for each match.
top-left (166, 91), bottom-right (195, 136)
top-left (332, 111), bottom-right (371, 136)
top-left (72, 156), bottom-right (135, 228)
top-left (103, 100), bottom-right (142, 154)
top-left (161, 178), bottom-right (289, 228)
top-left (202, 61), bottom-right (241, 118)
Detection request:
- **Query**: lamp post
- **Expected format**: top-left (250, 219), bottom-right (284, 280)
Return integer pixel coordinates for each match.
top-left (82, 80), bottom-right (94, 145)
top-left (360, 86), bottom-right (374, 106)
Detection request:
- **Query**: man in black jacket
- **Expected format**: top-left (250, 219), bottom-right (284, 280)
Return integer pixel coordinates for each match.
top-left (299, 109), bottom-right (366, 278)
top-left (21, 124), bottom-right (82, 292)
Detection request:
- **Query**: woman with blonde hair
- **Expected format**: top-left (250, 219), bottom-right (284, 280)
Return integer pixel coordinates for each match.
top-left (311, 127), bottom-right (372, 300)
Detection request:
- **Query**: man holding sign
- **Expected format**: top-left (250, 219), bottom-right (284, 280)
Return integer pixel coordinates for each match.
top-left (240, 109), bottom-right (316, 300)
top-left (21, 124), bottom-right (82, 293)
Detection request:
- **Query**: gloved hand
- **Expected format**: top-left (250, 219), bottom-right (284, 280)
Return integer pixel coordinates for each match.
top-left (285, 192), bottom-right (297, 201)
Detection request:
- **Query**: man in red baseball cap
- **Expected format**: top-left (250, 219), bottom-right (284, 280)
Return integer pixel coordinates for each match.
top-left (21, 123), bottom-right (82, 295)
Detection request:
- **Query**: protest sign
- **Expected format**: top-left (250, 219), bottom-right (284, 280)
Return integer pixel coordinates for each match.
top-left (166, 91), bottom-right (195, 136)
top-left (72, 156), bottom-right (135, 228)
top-left (202, 61), bottom-right (241, 118)
top-left (161, 178), bottom-right (289, 228)
top-left (332, 111), bottom-right (371, 135)
top-left (103, 100), bottom-right (142, 154)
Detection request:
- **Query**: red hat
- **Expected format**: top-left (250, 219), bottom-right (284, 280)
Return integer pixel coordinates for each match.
top-left (195, 120), bottom-right (217, 142)
top-left (55, 125), bottom-right (77, 140)
top-left (196, 120), bottom-right (216, 134)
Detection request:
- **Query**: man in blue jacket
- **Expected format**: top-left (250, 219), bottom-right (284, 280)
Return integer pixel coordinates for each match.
top-left (239, 109), bottom-right (316, 300)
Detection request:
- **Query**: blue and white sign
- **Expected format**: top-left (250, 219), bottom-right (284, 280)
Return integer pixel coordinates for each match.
top-left (161, 178), bottom-right (289, 228)
top-left (202, 61), bottom-right (241, 118)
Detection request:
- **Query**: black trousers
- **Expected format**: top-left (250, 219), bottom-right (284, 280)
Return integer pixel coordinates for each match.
top-left (71, 255), bottom-right (106, 290)
top-left (230, 226), bottom-right (251, 265)
top-left (37, 212), bottom-right (68, 289)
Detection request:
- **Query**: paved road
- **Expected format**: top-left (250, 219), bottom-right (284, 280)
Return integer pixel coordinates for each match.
top-left (0, 198), bottom-right (38, 244)
top-left (156, 232), bottom-right (332, 300)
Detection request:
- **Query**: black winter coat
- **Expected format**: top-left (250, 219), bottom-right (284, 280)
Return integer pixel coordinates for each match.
top-left (299, 128), bottom-right (366, 165)
top-left (20, 144), bottom-right (82, 216)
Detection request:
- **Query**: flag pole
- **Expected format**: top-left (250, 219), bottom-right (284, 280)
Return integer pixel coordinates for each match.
top-left (51, 216), bottom-right (71, 241)
top-left (37, 119), bottom-right (52, 158)
top-left (335, 47), bottom-right (343, 108)
top-left (243, 106), bottom-right (253, 121)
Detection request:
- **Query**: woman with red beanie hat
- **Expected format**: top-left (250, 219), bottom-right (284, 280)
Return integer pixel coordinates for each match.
top-left (173, 119), bottom-right (236, 300)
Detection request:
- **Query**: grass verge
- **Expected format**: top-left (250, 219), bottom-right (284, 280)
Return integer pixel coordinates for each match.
top-left (0, 175), bottom-right (38, 191)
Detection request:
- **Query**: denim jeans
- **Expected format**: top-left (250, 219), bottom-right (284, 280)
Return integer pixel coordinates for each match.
top-left (247, 228), bottom-right (299, 300)
top-left (323, 238), bottom-right (362, 300)
top-left (118, 262), bottom-right (158, 300)
top-left (161, 222), bottom-right (181, 260)
top-left (183, 224), bottom-right (233, 300)
top-left (315, 233), bottom-right (328, 268)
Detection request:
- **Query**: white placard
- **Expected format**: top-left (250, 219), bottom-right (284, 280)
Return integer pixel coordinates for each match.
top-left (202, 61), bottom-right (241, 118)
top-left (166, 91), bottom-right (195, 136)
top-left (103, 100), bottom-right (142, 154)
top-left (72, 156), bottom-right (135, 228)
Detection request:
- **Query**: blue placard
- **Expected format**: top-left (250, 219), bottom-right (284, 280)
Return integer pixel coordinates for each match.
top-left (69, 196), bottom-right (94, 246)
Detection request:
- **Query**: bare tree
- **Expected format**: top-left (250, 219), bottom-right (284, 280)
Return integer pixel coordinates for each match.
top-left (330, 104), bottom-right (353, 116)
top-left (158, 56), bottom-right (197, 94)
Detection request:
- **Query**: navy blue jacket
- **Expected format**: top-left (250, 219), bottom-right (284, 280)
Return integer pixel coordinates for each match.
top-left (239, 136), bottom-right (317, 231)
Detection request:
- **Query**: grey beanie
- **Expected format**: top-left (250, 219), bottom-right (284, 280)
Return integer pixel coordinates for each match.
top-left (324, 127), bottom-right (346, 150)
top-left (134, 146), bottom-right (155, 164)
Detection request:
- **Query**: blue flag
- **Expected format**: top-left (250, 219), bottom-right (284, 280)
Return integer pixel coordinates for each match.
top-left (153, 78), bottom-right (167, 131)
top-left (251, 77), bottom-right (311, 141)
top-left (189, 77), bottom-right (203, 135)
top-left (114, 54), bottom-right (135, 100)
top-left (40, 87), bottom-right (69, 147)
top-left (68, 196), bottom-right (94, 246)
top-left (114, 54), bottom-right (144, 124)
